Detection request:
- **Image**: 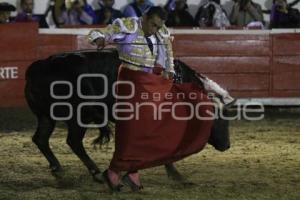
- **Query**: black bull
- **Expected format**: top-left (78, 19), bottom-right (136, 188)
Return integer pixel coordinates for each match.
top-left (24, 49), bottom-right (230, 184)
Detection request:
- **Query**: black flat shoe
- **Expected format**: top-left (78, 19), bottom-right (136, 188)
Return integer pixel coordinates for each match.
top-left (122, 173), bottom-right (143, 192)
top-left (102, 170), bottom-right (123, 192)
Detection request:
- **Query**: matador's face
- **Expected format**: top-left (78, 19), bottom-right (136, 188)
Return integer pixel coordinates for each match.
top-left (102, 0), bottom-right (114, 8)
top-left (142, 15), bottom-right (164, 37)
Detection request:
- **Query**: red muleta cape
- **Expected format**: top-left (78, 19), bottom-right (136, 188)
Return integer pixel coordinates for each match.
top-left (109, 67), bottom-right (214, 172)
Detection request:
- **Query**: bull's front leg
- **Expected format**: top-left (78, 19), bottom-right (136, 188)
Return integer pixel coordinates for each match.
top-left (66, 122), bottom-right (104, 184)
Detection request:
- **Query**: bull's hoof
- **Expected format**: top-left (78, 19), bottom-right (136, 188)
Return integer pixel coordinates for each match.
top-left (167, 171), bottom-right (185, 182)
top-left (50, 165), bottom-right (62, 172)
top-left (51, 170), bottom-right (65, 179)
top-left (50, 166), bottom-right (64, 179)
top-left (167, 171), bottom-right (195, 186)
top-left (93, 172), bottom-right (104, 183)
top-left (182, 181), bottom-right (196, 187)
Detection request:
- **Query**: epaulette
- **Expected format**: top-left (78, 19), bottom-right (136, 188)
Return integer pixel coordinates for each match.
top-left (158, 25), bottom-right (171, 38)
top-left (113, 17), bottom-right (138, 34)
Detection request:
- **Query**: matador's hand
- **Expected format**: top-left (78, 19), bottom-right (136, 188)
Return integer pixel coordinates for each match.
top-left (94, 38), bottom-right (106, 50)
top-left (88, 30), bottom-right (105, 49)
top-left (162, 72), bottom-right (174, 80)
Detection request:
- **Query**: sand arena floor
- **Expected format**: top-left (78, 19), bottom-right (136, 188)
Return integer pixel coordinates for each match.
top-left (0, 108), bottom-right (299, 200)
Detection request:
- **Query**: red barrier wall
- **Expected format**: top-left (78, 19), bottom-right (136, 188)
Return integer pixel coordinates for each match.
top-left (0, 23), bottom-right (38, 107)
top-left (173, 34), bottom-right (271, 97)
top-left (272, 34), bottom-right (300, 97)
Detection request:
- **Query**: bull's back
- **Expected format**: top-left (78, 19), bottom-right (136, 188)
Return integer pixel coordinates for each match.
top-left (25, 49), bottom-right (120, 118)
top-left (26, 49), bottom-right (119, 81)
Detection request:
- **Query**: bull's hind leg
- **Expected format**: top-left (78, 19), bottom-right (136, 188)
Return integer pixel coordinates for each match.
top-left (32, 116), bottom-right (62, 173)
top-left (165, 163), bottom-right (185, 182)
top-left (66, 122), bottom-right (103, 183)
top-left (165, 163), bottom-right (194, 186)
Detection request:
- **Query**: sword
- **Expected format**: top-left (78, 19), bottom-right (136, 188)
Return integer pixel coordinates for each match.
top-left (107, 42), bottom-right (168, 46)
top-left (88, 30), bottom-right (173, 49)
top-left (95, 42), bottom-right (168, 51)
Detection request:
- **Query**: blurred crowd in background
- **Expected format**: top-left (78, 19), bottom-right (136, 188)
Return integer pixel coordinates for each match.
top-left (0, 0), bottom-right (300, 29)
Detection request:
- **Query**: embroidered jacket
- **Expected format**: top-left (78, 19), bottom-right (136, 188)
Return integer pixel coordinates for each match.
top-left (88, 17), bottom-right (175, 74)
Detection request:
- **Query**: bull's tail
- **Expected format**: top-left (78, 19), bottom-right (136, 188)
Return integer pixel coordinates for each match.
top-left (92, 124), bottom-right (114, 148)
top-left (91, 133), bottom-right (110, 147)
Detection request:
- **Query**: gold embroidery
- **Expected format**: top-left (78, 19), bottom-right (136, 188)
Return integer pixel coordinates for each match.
top-left (118, 32), bottom-right (156, 68)
top-left (112, 23), bottom-right (121, 33)
top-left (122, 18), bottom-right (135, 32)
top-left (119, 54), bottom-right (155, 68)
top-left (158, 25), bottom-right (170, 37)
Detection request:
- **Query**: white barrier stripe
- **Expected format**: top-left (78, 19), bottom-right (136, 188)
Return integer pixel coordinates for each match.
top-left (39, 28), bottom-right (300, 36)
top-left (236, 98), bottom-right (300, 106)
top-left (170, 29), bottom-right (270, 35)
top-left (39, 28), bottom-right (92, 35)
